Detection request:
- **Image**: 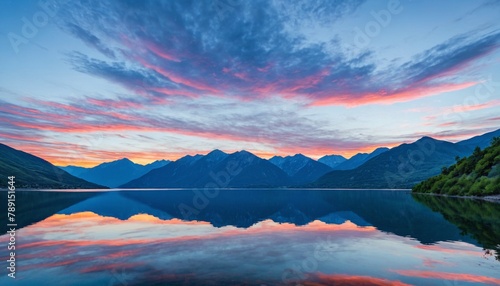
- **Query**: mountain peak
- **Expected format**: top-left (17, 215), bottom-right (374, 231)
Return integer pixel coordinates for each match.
top-left (237, 150), bottom-right (254, 156)
top-left (417, 136), bottom-right (437, 141)
top-left (318, 154), bottom-right (347, 168)
top-left (207, 149), bottom-right (227, 156)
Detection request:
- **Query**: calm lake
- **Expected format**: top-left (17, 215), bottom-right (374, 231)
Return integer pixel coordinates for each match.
top-left (0, 189), bottom-right (499, 285)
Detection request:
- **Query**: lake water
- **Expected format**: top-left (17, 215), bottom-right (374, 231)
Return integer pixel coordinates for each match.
top-left (0, 189), bottom-right (499, 285)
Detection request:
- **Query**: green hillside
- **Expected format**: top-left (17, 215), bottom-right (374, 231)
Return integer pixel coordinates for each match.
top-left (412, 137), bottom-right (500, 196)
top-left (0, 143), bottom-right (106, 189)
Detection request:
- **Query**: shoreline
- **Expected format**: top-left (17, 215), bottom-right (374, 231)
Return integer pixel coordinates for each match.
top-left (412, 192), bottom-right (500, 204)
top-left (0, 187), bottom-right (412, 192)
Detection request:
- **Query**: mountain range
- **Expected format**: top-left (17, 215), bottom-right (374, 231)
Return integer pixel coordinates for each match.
top-left (312, 129), bottom-right (500, 188)
top-left (61, 158), bottom-right (170, 188)
top-left (1, 128), bottom-right (499, 189)
top-left (122, 150), bottom-right (291, 188)
top-left (269, 154), bottom-right (333, 184)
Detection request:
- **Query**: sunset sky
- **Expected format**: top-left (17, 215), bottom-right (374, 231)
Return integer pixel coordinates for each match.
top-left (1, 0), bottom-right (499, 167)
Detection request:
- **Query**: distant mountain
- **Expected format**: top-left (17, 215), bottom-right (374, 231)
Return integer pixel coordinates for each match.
top-left (60, 165), bottom-right (87, 178)
top-left (311, 137), bottom-right (471, 189)
top-left (61, 158), bottom-right (170, 188)
top-left (269, 154), bottom-right (310, 176)
top-left (291, 159), bottom-right (334, 185)
top-left (0, 143), bottom-right (105, 189)
top-left (144, 159), bottom-right (171, 170)
top-left (333, 147), bottom-right (390, 170)
top-left (269, 154), bottom-right (332, 185)
top-left (122, 150), bottom-right (290, 188)
top-left (456, 128), bottom-right (500, 150)
top-left (318, 154), bottom-right (347, 168)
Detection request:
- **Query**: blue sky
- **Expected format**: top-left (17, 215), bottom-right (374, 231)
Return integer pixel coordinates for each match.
top-left (0, 0), bottom-right (499, 166)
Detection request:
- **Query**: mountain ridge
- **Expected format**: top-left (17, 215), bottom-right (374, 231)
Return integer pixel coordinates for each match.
top-left (0, 143), bottom-right (105, 189)
top-left (61, 158), bottom-right (170, 188)
top-left (310, 135), bottom-right (483, 189)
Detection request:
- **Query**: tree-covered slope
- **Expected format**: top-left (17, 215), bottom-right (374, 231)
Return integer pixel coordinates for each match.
top-left (412, 137), bottom-right (500, 196)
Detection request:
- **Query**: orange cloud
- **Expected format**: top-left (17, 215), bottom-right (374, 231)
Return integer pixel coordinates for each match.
top-left (300, 273), bottom-right (411, 286)
top-left (414, 244), bottom-right (481, 257)
top-left (392, 270), bottom-right (500, 285)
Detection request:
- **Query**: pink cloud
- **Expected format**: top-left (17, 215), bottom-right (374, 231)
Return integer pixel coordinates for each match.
top-left (392, 270), bottom-right (500, 285)
top-left (301, 273), bottom-right (411, 286)
top-left (145, 40), bottom-right (181, 62)
top-left (310, 81), bottom-right (478, 107)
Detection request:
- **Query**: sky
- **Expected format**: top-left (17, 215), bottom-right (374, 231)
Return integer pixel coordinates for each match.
top-left (0, 0), bottom-right (499, 167)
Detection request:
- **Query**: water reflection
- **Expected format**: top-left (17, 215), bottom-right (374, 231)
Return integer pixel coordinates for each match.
top-left (0, 190), bottom-right (499, 285)
top-left (413, 194), bottom-right (500, 261)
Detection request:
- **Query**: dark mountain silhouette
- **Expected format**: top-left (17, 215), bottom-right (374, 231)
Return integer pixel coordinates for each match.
top-left (311, 137), bottom-right (472, 188)
top-left (0, 143), bottom-right (105, 189)
top-left (206, 150), bottom-right (291, 187)
top-left (269, 154), bottom-right (332, 184)
top-left (121, 151), bottom-right (222, 188)
top-left (145, 159), bottom-right (171, 170)
top-left (318, 154), bottom-right (346, 168)
top-left (122, 150), bottom-right (291, 188)
top-left (456, 128), bottom-right (500, 150)
top-left (332, 147), bottom-right (390, 170)
top-left (61, 158), bottom-right (170, 187)
top-left (312, 130), bottom-right (500, 188)
top-left (269, 154), bottom-right (310, 176)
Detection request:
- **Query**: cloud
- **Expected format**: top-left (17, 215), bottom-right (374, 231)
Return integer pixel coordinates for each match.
top-left (392, 269), bottom-right (500, 285)
top-left (301, 273), bottom-right (411, 286)
top-left (0, 94), bottom-right (398, 165)
top-left (53, 0), bottom-right (500, 106)
top-left (65, 24), bottom-right (116, 59)
top-left (400, 32), bottom-right (500, 84)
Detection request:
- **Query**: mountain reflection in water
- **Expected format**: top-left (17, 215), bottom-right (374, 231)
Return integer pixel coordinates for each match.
top-left (0, 189), bottom-right (498, 286)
